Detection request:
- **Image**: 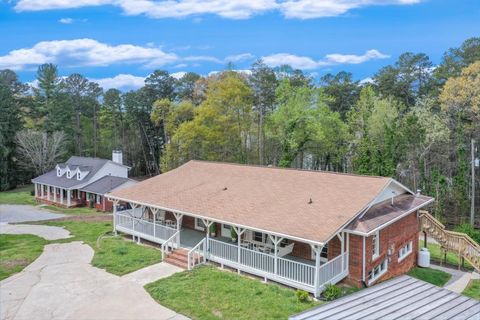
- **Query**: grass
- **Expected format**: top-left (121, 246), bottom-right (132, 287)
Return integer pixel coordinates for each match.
top-left (407, 267), bottom-right (452, 287)
top-left (419, 240), bottom-right (474, 270)
top-left (462, 280), bottom-right (480, 300)
top-left (0, 185), bottom-right (35, 205)
top-left (0, 234), bottom-right (47, 280)
top-left (42, 220), bottom-right (162, 275)
top-left (145, 266), bottom-right (321, 320)
top-left (41, 205), bottom-right (102, 215)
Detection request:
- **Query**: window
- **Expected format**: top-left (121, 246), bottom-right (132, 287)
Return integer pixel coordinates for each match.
top-left (77, 172), bottom-right (81, 180)
top-left (96, 194), bottom-right (102, 204)
top-left (66, 170), bottom-right (71, 178)
top-left (195, 218), bottom-right (206, 231)
top-left (368, 258), bottom-right (388, 284)
top-left (372, 231), bottom-right (380, 260)
top-left (398, 241), bottom-right (413, 262)
top-left (321, 244), bottom-right (329, 259)
top-left (253, 232), bottom-right (264, 242)
top-left (57, 169), bottom-right (61, 176)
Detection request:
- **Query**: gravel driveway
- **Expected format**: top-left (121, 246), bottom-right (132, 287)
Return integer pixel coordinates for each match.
top-left (0, 241), bottom-right (188, 320)
top-left (0, 205), bottom-right (65, 223)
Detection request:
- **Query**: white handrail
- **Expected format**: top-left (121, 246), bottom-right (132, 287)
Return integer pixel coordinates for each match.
top-left (161, 230), bottom-right (179, 261)
top-left (188, 238), bottom-right (206, 270)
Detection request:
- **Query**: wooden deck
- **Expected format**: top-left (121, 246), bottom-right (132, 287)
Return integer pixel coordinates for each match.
top-left (290, 275), bottom-right (480, 320)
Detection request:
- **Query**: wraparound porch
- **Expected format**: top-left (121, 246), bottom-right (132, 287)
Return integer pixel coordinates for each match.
top-left (113, 204), bottom-right (349, 296)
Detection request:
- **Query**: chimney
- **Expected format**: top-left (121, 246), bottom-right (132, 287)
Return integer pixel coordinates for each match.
top-left (112, 150), bottom-right (123, 165)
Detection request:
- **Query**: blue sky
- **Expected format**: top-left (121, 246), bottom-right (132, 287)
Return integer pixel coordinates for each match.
top-left (1, 0), bottom-right (479, 90)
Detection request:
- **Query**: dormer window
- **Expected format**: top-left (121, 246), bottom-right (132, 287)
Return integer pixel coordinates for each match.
top-left (77, 172), bottom-right (81, 180)
top-left (57, 169), bottom-right (61, 176)
top-left (66, 171), bottom-right (71, 178)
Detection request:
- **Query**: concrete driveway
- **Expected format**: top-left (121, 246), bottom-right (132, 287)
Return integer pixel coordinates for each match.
top-left (1, 241), bottom-right (188, 320)
top-left (0, 205), bottom-right (65, 223)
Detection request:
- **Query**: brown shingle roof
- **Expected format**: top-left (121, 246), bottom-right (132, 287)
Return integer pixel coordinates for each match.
top-left (346, 194), bottom-right (434, 234)
top-left (109, 160), bottom-right (392, 243)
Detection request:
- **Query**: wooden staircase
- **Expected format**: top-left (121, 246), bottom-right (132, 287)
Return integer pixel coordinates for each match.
top-left (164, 248), bottom-right (204, 269)
top-left (419, 210), bottom-right (480, 272)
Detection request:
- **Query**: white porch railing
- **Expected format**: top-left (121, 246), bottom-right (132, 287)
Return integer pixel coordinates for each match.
top-left (188, 238), bottom-right (206, 270)
top-left (206, 238), bottom-right (344, 292)
top-left (115, 211), bottom-right (177, 244)
top-left (161, 230), bottom-right (180, 260)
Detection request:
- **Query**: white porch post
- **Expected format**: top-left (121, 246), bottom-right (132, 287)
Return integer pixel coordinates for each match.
top-left (311, 244), bottom-right (324, 298)
top-left (34, 183), bottom-right (38, 197)
top-left (131, 203), bottom-right (138, 241)
top-left (202, 219), bottom-right (214, 259)
top-left (53, 187), bottom-right (57, 202)
top-left (113, 199), bottom-right (119, 235)
top-left (67, 189), bottom-right (71, 207)
top-left (40, 184), bottom-right (44, 198)
top-left (268, 235), bottom-right (283, 276)
top-left (233, 227), bottom-right (246, 273)
top-left (173, 212), bottom-right (183, 247)
top-left (60, 189), bottom-right (64, 205)
top-left (151, 208), bottom-right (159, 239)
top-left (337, 232), bottom-right (345, 272)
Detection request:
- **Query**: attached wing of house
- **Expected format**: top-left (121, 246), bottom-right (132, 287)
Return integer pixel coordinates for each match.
top-left (108, 160), bottom-right (433, 296)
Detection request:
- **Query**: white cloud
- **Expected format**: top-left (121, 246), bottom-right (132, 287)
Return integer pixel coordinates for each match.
top-left (14, 0), bottom-right (422, 19)
top-left (171, 71), bottom-right (187, 79)
top-left (58, 17), bottom-right (73, 24)
top-left (224, 53), bottom-right (255, 62)
top-left (262, 49), bottom-right (390, 70)
top-left (90, 74), bottom-right (146, 90)
top-left (0, 38), bottom-right (179, 70)
top-left (359, 77), bottom-right (374, 85)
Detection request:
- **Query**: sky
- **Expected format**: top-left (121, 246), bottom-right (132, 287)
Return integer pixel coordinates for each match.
top-left (0, 0), bottom-right (479, 91)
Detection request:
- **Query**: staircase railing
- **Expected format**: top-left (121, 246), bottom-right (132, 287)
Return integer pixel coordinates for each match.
top-left (161, 230), bottom-right (180, 261)
top-left (187, 238), bottom-right (206, 270)
top-left (419, 210), bottom-right (480, 272)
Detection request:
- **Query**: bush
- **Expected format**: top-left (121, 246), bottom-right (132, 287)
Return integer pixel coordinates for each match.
top-left (30, 190), bottom-right (35, 196)
top-left (295, 290), bottom-right (310, 303)
top-left (454, 224), bottom-right (480, 244)
top-left (322, 284), bottom-right (341, 301)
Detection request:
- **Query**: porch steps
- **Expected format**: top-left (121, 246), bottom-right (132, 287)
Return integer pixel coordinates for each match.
top-left (164, 248), bottom-right (202, 269)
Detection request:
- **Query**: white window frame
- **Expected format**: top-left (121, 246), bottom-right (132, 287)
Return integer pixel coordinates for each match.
top-left (368, 258), bottom-right (388, 285)
top-left (96, 194), bottom-right (101, 204)
top-left (66, 170), bottom-right (71, 178)
top-left (311, 243), bottom-right (329, 262)
top-left (398, 241), bottom-right (413, 262)
top-left (372, 231), bottom-right (380, 261)
top-left (194, 218), bottom-right (206, 231)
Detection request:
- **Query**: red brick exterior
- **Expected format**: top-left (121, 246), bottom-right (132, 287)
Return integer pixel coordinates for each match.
top-left (345, 211), bottom-right (419, 287)
top-left (36, 190), bottom-right (113, 212)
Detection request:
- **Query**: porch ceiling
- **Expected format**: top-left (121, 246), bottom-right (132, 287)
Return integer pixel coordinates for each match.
top-left (109, 161), bottom-right (391, 244)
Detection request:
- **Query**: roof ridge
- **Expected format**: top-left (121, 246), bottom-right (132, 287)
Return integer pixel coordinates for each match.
top-left (188, 160), bottom-right (390, 180)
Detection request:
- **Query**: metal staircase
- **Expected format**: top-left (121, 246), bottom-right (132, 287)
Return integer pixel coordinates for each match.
top-left (419, 210), bottom-right (480, 272)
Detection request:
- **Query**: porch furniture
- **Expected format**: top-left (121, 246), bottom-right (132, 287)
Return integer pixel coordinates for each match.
top-left (165, 220), bottom-right (176, 228)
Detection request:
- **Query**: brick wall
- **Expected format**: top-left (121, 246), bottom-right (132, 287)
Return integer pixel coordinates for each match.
top-left (346, 211), bottom-right (419, 287)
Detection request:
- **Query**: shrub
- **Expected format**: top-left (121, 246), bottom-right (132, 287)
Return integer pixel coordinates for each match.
top-left (454, 224), bottom-right (480, 244)
top-left (295, 290), bottom-right (310, 303)
top-left (30, 190), bottom-right (35, 196)
top-left (322, 284), bottom-right (341, 301)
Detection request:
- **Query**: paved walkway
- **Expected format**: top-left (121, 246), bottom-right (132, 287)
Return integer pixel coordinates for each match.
top-left (430, 264), bottom-right (474, 293)
top-left (0, 241), bottom-right (188, 320)
top-left (0, 223), bottom-right (71, 240)
top-left (122, 262), bottom-right (183, 286)
top-left (0, 205), bottom-right (65, 223)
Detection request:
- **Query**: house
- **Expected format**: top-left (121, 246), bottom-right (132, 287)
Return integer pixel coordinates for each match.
top-left (32, 151), bottom-right (136, 212)
top-left (107, 160), bottom-right (433, 296)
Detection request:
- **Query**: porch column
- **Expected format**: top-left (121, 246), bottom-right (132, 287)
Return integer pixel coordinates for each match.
top-left (233, 227), bottom-right (246, 273)
top-left (268, 235), bottom-right (284, 276)
top-left (173, 212), bottom-right (183, 247)
top-left (60, 189), bottom-right (64, 205)
top-left (130, 203), bottom-right (138, 242)
top-left (311, 244), bottom-right (324, 298)
top-left (337, 232), bottom-right (345, 272)
top-left (53, 187), bottom-right (57, 202)
top-left (67, 189), bottom-right (71, 207)
top-left (202, 219), bottom-right (214, 259)
top-left (113, 199), bottom-right (119, 235)
top-left (151, 208), bottom-right (159, 239)
top-left (40, 184), bottom-right (44, 198)
top-left (34, 183), bottom-right (38, 197)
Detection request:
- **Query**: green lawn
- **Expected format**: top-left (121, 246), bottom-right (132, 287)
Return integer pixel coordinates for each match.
top-left (41, 205), bottom-right (102, 216)
top-left (407, 267), bottom-right (452, 287)
top-left (0, 185), bottom-right (35, 205)
top-left (419, 240), bottom-right (474, 270)
top-left (462, 280), bottom-right (480, 300)
top-left (145, 266), bottom-right (320, 320)
top-left (0, 234), bottom-right (47, 280)
top-left (43, 220), bottom-right (162, 275)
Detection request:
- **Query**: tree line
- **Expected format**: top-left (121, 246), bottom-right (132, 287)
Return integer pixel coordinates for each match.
top-left (1, 38), bottom-right (479, 226)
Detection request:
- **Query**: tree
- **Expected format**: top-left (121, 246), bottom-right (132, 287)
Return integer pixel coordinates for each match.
top-left (435, 37), bottom-right (480, 82)
top-left (320, 71), bottom-right (360, 119)
top-left (175, 72), bottom-right (201, 102)
top-left (145, 70), bottom-right (176, 102)
top-left (15, 130), bottom-right (67, 176)
top-left (249, 60), bottom-right (278, 164)
top-left (0, 71), bottom-right (23, 190)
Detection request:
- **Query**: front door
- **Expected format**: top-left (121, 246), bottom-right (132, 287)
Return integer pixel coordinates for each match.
top-left (194, 218), bottom-right (206, 231)
top-left (221, 224), bottom-right (232, 237)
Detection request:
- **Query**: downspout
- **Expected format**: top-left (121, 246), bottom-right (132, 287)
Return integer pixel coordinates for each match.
top-left (362, 236), bottom-right (366, 284)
